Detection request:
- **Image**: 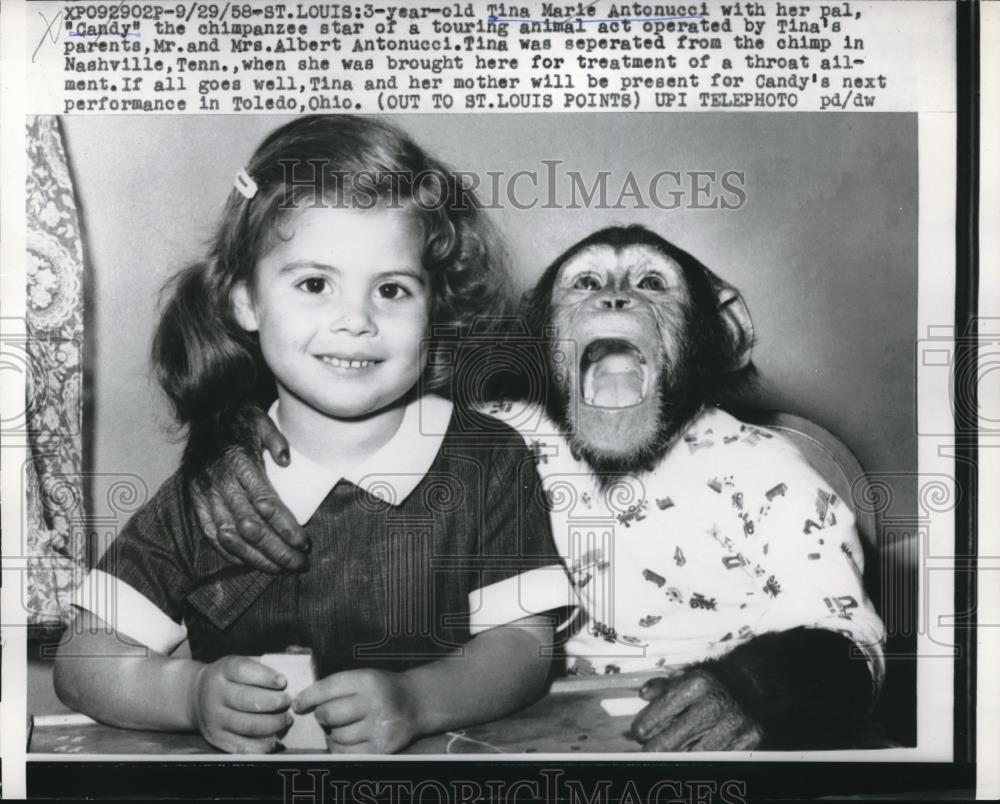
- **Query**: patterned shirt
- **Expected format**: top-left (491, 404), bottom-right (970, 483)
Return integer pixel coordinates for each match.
top-left (484, 402), bottom-right (886, 691)
top-left (75, 396), bottom-right (573, 677)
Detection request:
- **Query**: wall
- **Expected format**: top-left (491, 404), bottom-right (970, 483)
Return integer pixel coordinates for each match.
top-left (62, 113), bottom-right (918, 522)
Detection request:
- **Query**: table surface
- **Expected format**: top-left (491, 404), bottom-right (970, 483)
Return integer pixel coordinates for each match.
top-left (29, 673), bottom-right (659, 756)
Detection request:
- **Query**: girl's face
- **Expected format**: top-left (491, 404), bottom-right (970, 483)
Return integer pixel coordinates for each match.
top-left (233, 205), bottom-right (431, 422)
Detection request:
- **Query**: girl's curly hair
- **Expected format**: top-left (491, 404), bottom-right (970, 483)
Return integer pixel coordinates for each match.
top-left (152, 115), bottom-right (511, 466)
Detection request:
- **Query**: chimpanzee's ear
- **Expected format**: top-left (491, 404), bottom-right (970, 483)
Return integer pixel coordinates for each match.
top-left (706, 271), bottom-right (754, 370)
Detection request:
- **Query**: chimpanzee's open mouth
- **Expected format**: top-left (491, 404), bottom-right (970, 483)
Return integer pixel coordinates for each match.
top-left (580, 338), bottom-right (650, 408)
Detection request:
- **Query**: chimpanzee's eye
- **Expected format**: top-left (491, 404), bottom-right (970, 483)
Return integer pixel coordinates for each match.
top-left (574, 274), bottom-right (602, 291)
top-left (637, 275), bottom-right (667, 291)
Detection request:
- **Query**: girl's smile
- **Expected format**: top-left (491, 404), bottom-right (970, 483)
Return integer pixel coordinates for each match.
top-left (232, 205), bottom-right (431, 431)
top-left (317, 355), bottom-right (379, 370)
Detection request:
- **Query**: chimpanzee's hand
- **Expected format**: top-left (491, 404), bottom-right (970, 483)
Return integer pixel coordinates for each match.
top-left (630, 668), bottom-right (763, 752)
top-left (188, 408), bottom-right (310, 574)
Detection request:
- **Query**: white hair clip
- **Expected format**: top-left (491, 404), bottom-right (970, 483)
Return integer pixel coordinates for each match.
top-left (234, 168), bottom-right (258, 199)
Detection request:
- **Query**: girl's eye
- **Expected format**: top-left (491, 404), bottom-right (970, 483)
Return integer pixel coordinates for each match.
top-left (299, 277), bottom-right (330, 294)
top-left (377, 282), bottom-right (410, 300)
top-left (573, 274), bottom-right (602, 291)
top-left (637, 275), bottom-right (667, 291)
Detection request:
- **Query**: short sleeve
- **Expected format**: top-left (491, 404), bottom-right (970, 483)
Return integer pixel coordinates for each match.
top-left (743, 444), bottom-right (886, 696)
top-left (466, 427), bottom-right (577, 634)
top-left (74, 472), bottom-right (196, 653)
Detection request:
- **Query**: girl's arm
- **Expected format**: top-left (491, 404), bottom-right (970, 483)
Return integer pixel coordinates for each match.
top-left (54, 610), bottom-right (292, 753)
top-left (405, 613), bottom-right (554, 735)
top-left (54, 611), bottom-right (202, 731)
top-left (294, 614), bottom-right (555, 753)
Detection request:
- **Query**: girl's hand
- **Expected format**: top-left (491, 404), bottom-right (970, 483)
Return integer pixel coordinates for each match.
top-left (294, 669), bottom-right (421, 754)
top-left (192, 656), bottom-right (293, 753)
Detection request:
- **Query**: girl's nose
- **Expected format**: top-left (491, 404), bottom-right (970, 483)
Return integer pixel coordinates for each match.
top-left (330, 297), bottom-right (376, 336)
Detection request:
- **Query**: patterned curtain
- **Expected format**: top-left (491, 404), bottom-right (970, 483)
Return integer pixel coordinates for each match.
top-left (24, 116), bottom-right (86, 629)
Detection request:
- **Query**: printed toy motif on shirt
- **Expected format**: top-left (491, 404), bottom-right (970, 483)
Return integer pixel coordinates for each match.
top-left (520, 407), bottom-right (885, 686)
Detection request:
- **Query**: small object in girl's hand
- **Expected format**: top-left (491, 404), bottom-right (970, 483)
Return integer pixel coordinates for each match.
top-left (258, 650), bottom-right (325, 750)
top-left (600, 697), bottom-right (647, 717)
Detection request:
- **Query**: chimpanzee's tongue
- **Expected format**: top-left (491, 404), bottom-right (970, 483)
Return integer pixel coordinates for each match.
top-left (585, 352), bottom-right (646, 408)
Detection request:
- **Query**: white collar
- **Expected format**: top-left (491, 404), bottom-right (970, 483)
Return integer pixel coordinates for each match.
top-left (263, 395), bottom-right (453, 524)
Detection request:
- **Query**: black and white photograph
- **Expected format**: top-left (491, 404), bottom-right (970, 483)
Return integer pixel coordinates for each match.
top-left (2, 0), bottom-right (992, 801)
top-left (22, 110), bottom-right (923, 756)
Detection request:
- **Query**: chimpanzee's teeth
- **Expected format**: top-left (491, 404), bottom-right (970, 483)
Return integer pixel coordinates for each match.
top-left (582, 360), bottom-right (649, 408)
top-left (321, 356), bottom-right (373, 369)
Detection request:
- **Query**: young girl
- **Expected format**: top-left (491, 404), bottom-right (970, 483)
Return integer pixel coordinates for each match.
top-left (55, 116), bottom-right (571, 754)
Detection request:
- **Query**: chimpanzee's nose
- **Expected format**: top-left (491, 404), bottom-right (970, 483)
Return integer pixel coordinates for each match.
top-left (598, 295), bottom-right (631, 310)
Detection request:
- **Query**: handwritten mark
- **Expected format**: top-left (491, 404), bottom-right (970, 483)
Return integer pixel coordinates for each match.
top-left (68, 32), bottom-right (141, 38)
top-left (488, 14), bottom-right (705, 24)
top-left (32, 8), bottom-right (64, 63)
